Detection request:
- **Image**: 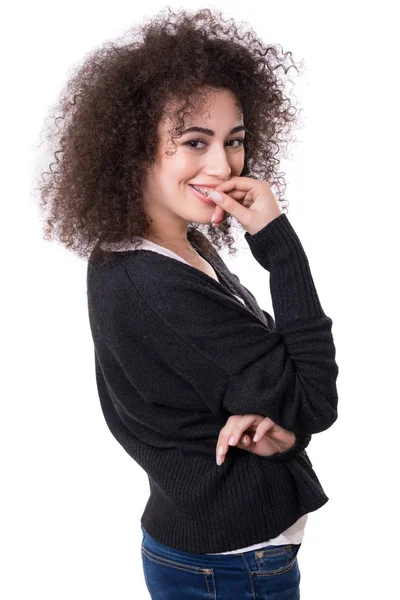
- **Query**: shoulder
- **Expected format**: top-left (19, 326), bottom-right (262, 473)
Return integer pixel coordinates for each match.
top-left (87, 248), bottom-right (218, 305)
top-left (87, 248), bottom-right (244, 333)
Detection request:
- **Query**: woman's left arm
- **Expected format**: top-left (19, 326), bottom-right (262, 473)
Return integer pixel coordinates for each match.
top-left (215, 414), bottom-right (311, 465)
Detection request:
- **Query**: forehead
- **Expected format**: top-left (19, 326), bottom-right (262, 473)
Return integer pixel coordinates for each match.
top-left (160, 88), bottom-right (243, 132)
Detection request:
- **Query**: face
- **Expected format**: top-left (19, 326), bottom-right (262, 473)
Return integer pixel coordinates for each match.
top-left (141, 87), bottom-right (245, 240)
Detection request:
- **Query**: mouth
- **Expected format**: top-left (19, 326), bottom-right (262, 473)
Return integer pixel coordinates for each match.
top-left (188, 184), bottom-right (215, 205)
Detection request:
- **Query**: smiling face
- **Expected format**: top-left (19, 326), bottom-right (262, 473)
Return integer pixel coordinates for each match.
top-left (141, 87), bottom-right (245, 242)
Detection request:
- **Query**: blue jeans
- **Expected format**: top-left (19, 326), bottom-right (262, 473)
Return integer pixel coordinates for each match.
top-left (140, 524), bottom-right (301, 599)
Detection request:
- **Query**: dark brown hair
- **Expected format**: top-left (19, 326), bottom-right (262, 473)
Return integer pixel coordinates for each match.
top-left (34, 7), bottom-right (304, 265)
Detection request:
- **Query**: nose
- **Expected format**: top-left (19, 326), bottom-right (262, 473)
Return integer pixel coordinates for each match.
top-left (203, 145), bottom-right (232, 180)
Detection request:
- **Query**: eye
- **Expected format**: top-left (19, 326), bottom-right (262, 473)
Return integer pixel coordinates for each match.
top-left (184, 138), bottom-right (245, 149)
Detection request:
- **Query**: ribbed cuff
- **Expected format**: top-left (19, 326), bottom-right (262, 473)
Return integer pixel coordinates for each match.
top-left (244, 214), bottom-right (325, 329)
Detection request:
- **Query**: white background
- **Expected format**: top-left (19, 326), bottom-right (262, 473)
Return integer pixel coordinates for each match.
top-left (2, 0), bottom-right (399, 598)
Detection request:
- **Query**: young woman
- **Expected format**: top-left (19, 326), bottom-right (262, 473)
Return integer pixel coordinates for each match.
top-left (36, 7), bottom-right (339, 598)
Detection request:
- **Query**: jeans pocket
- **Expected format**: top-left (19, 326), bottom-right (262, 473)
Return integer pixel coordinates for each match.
top-left (140, 545), bottom-right (216, 598)
top-left (254, 543), bottom-right (301, 576)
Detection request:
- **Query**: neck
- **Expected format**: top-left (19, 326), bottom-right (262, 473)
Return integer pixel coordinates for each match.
top-left (147, 231), bottom-right (190, 248)
top-left (147, 233), bottom-right (200, 257)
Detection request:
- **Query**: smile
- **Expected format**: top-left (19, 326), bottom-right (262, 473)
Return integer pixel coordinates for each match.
top-left (189, 184), bottom-right (215, 205)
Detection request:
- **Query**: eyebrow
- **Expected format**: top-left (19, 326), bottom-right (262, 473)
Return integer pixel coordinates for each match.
top-left (181, 125), bottom-right (246, 136)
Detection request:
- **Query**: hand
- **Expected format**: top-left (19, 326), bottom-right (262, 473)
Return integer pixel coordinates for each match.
top-left (209, 178), bottom-right (253, 228)
top-left (216, 414), bottom-right (296, 466)
top-left (208, 176), bottom-right (282, 235)
top-left (210, 204), bottom-right (226, 228)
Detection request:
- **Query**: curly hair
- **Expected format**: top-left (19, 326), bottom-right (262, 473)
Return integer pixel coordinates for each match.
top-left (33, 6), bottom-right (305, 265)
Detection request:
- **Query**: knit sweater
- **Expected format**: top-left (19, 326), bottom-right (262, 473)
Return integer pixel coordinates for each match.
top-left (86, 213), bottom-right (339, 554)
top-left (104, 235), bottom-right (309, 556)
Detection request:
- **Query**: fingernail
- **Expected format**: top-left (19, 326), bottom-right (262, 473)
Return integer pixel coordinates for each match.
top-left (253, 433), bottom-right (259, 442)
top-left (209, 191), bottom-right (222, 203)
top-left (218, 445), bottom-right (224, 456)
top-left (216, 455), bottom-right (223, 465)
top-left (228, 436), bottom-right (235, 445)
top-left (211, 213), bottom-right (216, 224)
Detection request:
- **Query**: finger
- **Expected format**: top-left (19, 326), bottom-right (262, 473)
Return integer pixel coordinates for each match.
top-left (217, 432), bottom-right (252, 464)
top-left (251, 420), bottom-right (294, 453)
top-left (212, 176), bottom-right (258, 194)
top-left (252, 417), bottom-right (277, 443)
top-left (211, 189), bottom-right (247, 201)
top-left (216, 415), bottom-right (263, 465)
top-left (236, 434), bottom-right (258, 455)
top-left (206, 177), bottom-right (262, 226)
top-left (207, 189), bottom-right (250, 225)
top-left (215, 203), bottom-right (252, 227)
top-left (238, 434), bottom-right (250, 446)
top-left (206, 177), bottom-right (248, 199)
top-left (209, 189), bottom-right (248, 227)
top-left (225, 415), bottom-right (261, 448)
top-left (210, 205), bottom-right (225, 226)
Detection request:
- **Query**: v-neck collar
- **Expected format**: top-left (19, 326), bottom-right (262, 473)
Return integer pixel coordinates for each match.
top-left (143, 238), bottom-right (246, 306)
top-left (99, 235), bottom-right (264, 318)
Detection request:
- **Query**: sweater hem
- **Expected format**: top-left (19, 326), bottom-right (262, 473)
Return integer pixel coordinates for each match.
top-left (137, 448), bottom-right (329, 554)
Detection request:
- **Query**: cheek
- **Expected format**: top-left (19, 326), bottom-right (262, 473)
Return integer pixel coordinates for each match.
top-left (178, 153), bottom-right (198, 169)
top-left (231, 154), bottom-right (245, 173)
top-left (163, 153), bottom-right (193, 179)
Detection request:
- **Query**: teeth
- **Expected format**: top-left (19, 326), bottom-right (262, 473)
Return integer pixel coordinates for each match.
top-left (192, 185), bottom-right (211, 196)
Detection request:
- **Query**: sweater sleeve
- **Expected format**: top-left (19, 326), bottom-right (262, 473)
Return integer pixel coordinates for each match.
top-left (148, 213), bottom-right (339, 437)
top-left (222, 275), bottom-right (313, 459)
